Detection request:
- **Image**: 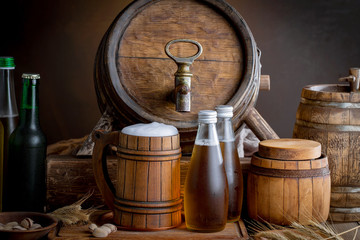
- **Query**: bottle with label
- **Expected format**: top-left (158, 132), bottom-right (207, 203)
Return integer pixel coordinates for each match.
top-left (184, 110), bottom-right (228, 232)
top-left (0, 57), bottom-right (19, 211)
top-left (3, 73), bottom-right (47, 212)
top-left (216, 105), bottom-right (243, 222)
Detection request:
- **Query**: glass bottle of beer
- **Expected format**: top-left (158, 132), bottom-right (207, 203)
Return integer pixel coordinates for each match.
top-left (216, 105), bottom-right (243, 222)
top-left (0, 57), bottom-right (19, 211)
top-left (3, 73), bottom-right (47, 212)
top-left (184, 110), bottom-right (228, 232)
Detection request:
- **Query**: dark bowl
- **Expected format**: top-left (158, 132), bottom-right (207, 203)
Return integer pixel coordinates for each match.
top-left (0, 212), bottom-right (58, 240)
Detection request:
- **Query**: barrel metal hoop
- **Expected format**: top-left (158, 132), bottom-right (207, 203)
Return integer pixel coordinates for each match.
top-left (249, 164), bottom-right (330, 178)
top-left (330, 207), bottom-right (360, 214)
top-left (114, 198), bottom-right (183, 214)
top-left (300, 97), bottom-right (360, 108)
top-left (332, 186), bottom-right (360, 193)
top-left (114, 197), bottom-right (182, 208)
top-left (295, 119), bottom-right (360, 132)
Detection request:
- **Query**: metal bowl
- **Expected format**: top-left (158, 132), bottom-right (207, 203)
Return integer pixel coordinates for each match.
top-left (0, 212), bottom-right (58, 240)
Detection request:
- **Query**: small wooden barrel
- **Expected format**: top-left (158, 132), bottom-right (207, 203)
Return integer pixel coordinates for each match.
top-left (247, 139), bottom-right (331, 225)
top-left (93, 130), bottom-right (182, 231)
top-left (293, 84), bottom-right (360, 221)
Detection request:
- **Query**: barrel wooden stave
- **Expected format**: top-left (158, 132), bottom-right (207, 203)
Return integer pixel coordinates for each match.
top-left (293, 84), bottom-right (360, 221)
top-left (247, 154), bottom-right (330, 225)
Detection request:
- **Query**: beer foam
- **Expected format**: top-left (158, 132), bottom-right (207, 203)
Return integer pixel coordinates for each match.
top-left (121, 122), bottom-right (178, 137)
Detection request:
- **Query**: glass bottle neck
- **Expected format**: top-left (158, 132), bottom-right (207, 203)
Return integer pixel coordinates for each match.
top-left (216, 117), bottom-right (235, 142)
top-left (195, 122), bottom-right (219, 146)
top-left (19, 78), bottom-right (40, 128)
top-left (0, 69), bottom-right (18, 117)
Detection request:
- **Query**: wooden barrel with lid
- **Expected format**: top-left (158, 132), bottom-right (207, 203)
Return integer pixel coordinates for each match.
top-left (293, 69), bottom-right (360, 221)
top-left (94, 0), bottom-right (278, 154)
top-left (247, 139), bottom-right (331, 225)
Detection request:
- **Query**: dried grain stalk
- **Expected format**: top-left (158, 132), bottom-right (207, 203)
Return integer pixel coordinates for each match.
top-left (48, 190), bottom-right (100, 225)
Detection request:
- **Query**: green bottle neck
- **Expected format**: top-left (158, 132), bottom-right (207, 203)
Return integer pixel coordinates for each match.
top-left (19, 78), bottom-right (40, 128)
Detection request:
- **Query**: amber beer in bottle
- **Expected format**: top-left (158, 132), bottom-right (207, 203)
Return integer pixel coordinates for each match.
top-left (0, 57), bottom-right (19, 211)
top-left (3, 73), bottom-right (46, 212)
top-left (184, 110), bottom-right (228, 232)
top-left (216, 105), bottom-right (243, 222)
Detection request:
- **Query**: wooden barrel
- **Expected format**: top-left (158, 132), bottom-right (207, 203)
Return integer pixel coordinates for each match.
top-left (94, 0), bottom-right (261, 154)
top-left (247, 139), bottom-right (331, 225)
top-left (293, 84), bottom-right (360, 221)
top-left (92, 130), bottom-right (182, 230)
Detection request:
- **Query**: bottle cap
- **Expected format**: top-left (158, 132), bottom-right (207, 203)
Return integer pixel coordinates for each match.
top-left (22, 73), bottom-right (40, 79)
top-left (215, 105), bottom-right (233, 118)
top-left (198, 110), bottom-right (217, 124)
top-left (0, 57), bottom-right (15, 69)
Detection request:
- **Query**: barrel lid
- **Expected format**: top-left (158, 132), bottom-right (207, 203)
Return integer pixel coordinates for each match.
top-left (258, 138), bottom-right (321, 160)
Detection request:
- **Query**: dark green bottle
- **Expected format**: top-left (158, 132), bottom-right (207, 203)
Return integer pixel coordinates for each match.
top-left (3, 73), bottom-right (46, 212)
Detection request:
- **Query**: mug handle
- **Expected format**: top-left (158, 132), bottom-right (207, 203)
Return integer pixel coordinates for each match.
top-left (92, 130), bottom-right (119, 211)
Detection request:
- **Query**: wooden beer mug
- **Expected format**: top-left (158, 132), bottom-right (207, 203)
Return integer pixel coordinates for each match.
top-left (92, 123), bottom-right (182, 231)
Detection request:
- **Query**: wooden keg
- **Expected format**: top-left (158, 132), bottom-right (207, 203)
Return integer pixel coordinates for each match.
top-left (94, 0), bottom-right (278, 154)
top-left (293, 72), bottom-right (360, 221)
top-left (247, 139), bottom-right (331, 225)
top-left (92, 130), bottom-right (182, 230)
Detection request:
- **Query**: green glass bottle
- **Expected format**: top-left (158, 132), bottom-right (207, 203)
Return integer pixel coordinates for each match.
top-left (0, 57), bottom-right (19, 212)
top-left (3, 73), bottom-right (46, 212)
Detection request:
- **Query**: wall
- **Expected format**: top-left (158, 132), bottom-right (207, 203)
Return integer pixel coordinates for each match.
top-left (1, 0), bottom-right (360, 144)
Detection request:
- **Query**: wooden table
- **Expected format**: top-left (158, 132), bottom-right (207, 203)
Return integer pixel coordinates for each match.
top-left (46, 155), bottom-right (360, 239)
top-left (52, 213), bottom-right (249, 240)
top-left (50, 218), bottom-right (360, 240)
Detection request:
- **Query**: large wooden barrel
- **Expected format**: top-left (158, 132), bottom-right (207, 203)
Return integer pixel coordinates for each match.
top-left (92, 130), bottom-right (182, 230)
top-left (247, 139), bottom-right (331, 225)
top-left (293, 84), bottom-right (360, 221)
top-left (94, 0), bottom-right (262, 154)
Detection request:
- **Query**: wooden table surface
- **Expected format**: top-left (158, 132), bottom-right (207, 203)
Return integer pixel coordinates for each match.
top-left (52, 214), bottom-right (249, 240)
top-left (51, 219), bottom-right (360, 240)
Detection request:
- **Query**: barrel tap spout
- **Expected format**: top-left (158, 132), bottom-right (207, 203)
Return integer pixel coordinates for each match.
top-left (165, 39), bottom-right (202, 112)
top-left (339, 68), bottom-right (360, 92)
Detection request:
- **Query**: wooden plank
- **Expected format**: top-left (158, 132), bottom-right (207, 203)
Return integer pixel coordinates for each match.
top-left (147, 162), bottom-right (161, 201)
top-left (124, 160), bottom-right (136, 200)
top-left (299, 178), bottom-right (313, 224)
top-left (256, 176), bottom-right (270, 222)
top-left (134, 161), bottom-right (148, 201)
top-left (161, 161), bottom-right (172, 201)
top-left (269, 177), bottom-right (284, 225)
top-left (283, 178), bottom-right (298, 224)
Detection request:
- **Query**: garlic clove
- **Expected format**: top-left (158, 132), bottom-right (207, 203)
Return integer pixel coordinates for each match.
top-left (92, 227), bottom-right (109, 238)
top-left (98, 226), bottom-right (112, 234)
top-left (102, 223), bottom-right (117, 233)
top-left (88, 223), bottom-right (98, 232)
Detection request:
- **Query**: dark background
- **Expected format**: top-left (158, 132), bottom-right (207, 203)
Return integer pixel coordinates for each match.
top-left (1, 0), bottom-right (360, 145)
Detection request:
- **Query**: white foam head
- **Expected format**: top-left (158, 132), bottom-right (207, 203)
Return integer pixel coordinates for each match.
top-left (121, 122), bottom-right (178, 137)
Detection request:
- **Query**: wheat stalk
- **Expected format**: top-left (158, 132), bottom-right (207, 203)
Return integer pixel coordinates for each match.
top-left (48, 190), bottom-right (100, 225)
